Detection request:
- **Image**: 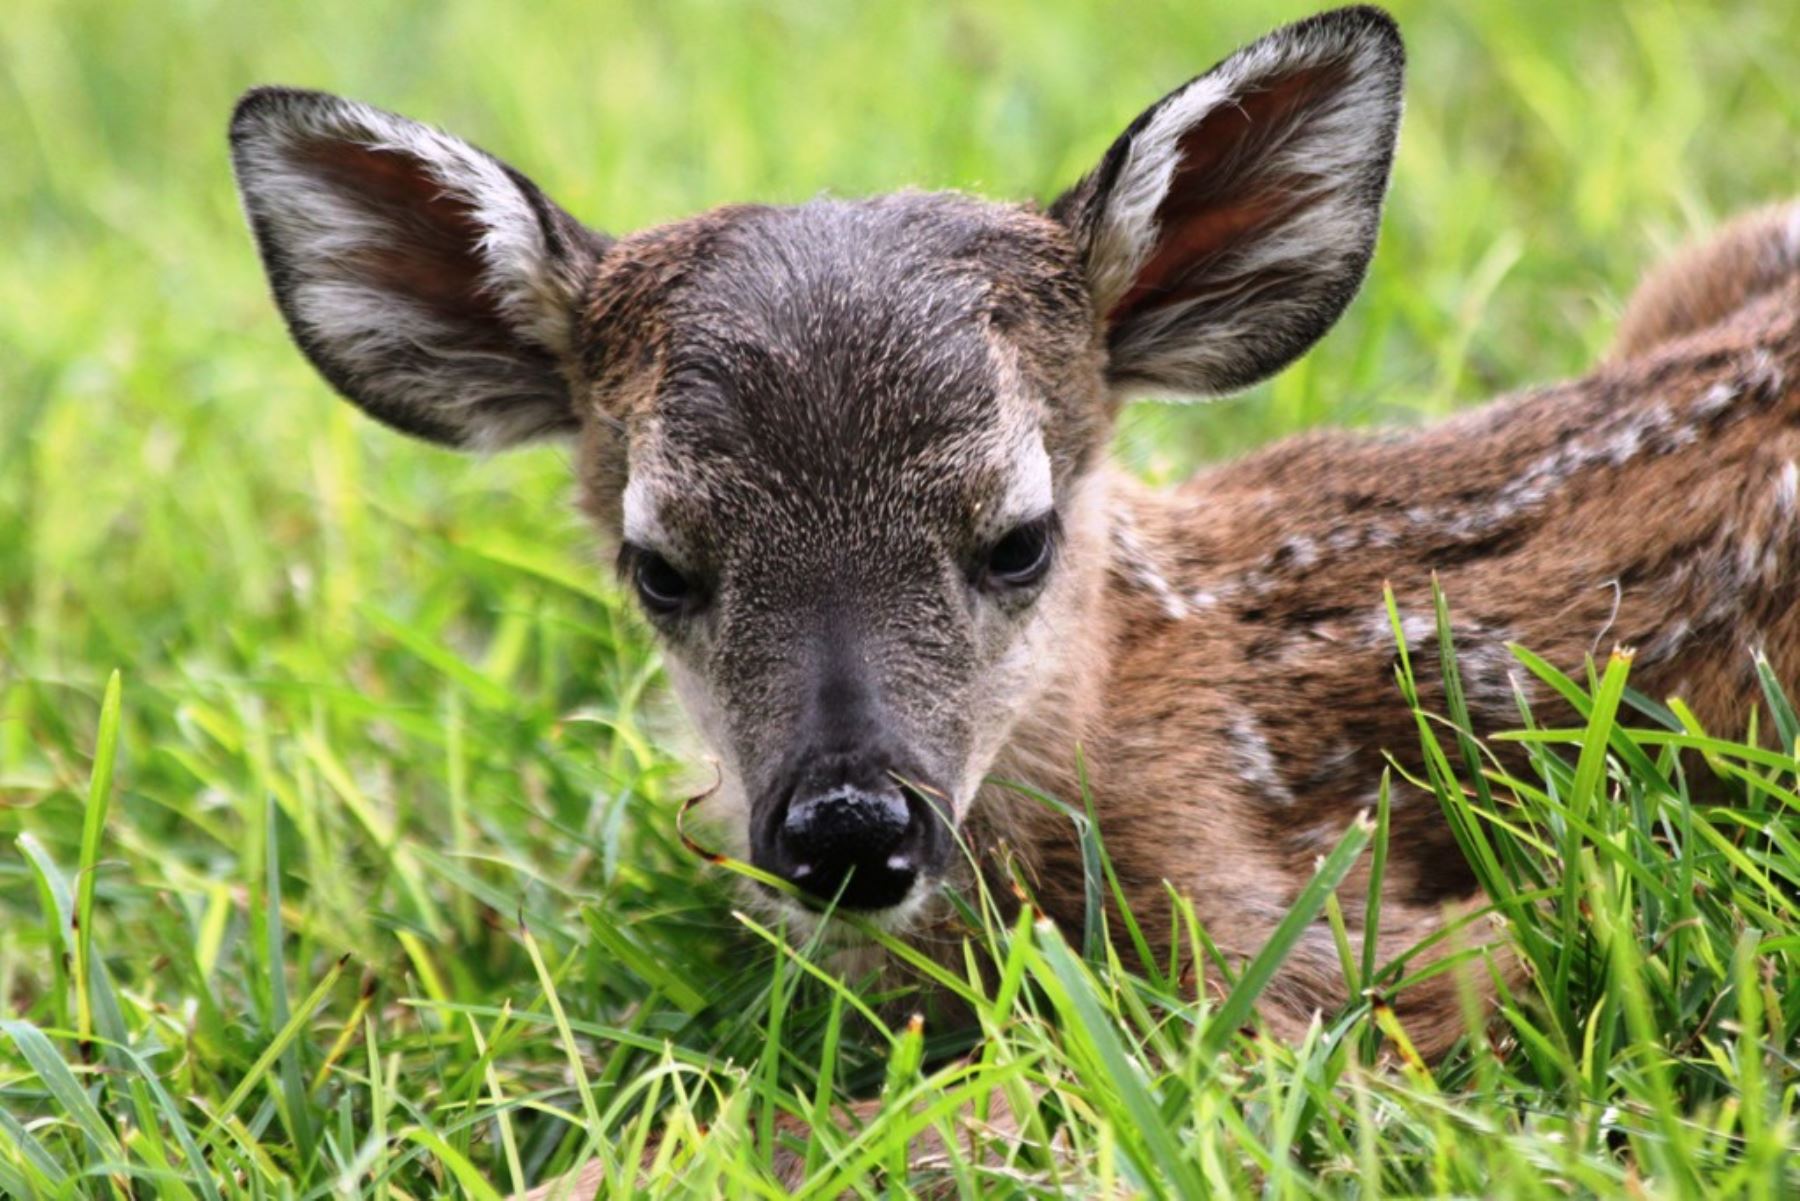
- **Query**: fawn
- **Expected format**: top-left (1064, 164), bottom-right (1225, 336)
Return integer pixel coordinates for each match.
top-left (230, 5), bottom-right (1799, 1082)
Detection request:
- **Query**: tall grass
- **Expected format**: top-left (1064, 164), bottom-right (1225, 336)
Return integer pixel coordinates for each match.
top-left (3, 1), bottom-right (1798, 1196)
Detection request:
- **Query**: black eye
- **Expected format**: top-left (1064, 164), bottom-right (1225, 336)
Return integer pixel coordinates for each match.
top-left (983, 516), bottom-right (1056, 589)
top-left (630, 548), bottom-right (695, 616)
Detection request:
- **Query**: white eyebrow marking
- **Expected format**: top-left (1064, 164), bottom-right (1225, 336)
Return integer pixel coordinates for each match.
top-left (1002, 434), bottom-right (1054, 524)
top-left (620, 473), bottom-right (671, 548)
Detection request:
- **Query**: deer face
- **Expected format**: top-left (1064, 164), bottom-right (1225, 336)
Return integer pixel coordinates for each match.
top-left (575, 197), bottom-right (1108, 915)
top-left (229, 7), bottom-right (1404, 923)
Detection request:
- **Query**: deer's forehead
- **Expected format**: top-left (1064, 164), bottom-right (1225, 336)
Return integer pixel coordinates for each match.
top-left (589, 198), bottom-right (1084, 552)
top-left (582, 195), bottom-right (1089, 400)
top-left (621, 377), bottom-right (1047, 552)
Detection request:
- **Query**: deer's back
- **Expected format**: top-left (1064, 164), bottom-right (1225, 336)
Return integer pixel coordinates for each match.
top-left (1088, 281), bottom-right (1800, 908)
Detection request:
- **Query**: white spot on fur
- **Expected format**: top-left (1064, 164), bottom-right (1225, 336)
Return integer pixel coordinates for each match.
top-left (1112, 515), bottom-right (1190, 619)
top-left (1641, 618), bottom-right (1692, 664)
top-left (1302, 740), bottom-right (1358, 786)
top-left (1367, 604), bottom-right (1524, 715)
top-left (1357, 783), bottom-right (1405, 814)
top-left (1229, 713), bottom-right (1296, 807)
top-left (1694, 381), bottom-right (1738, 419)
top-left (1275, 536), bottom-right (1320, 569)
top-left (1366, 608), bottom-right (1435, 651)
top-left (1287, 822), bottom-right (1342, 851)
top-left (1746, 347), bottom-right (1786, 399)
top-left (1776, 461), bottom-right (1798, 517)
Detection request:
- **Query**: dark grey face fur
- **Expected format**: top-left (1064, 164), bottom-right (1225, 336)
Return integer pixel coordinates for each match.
top-left (599, 196), bottom-right (1102, 910)
top-left (228, 7), bottom-right (1404, 923)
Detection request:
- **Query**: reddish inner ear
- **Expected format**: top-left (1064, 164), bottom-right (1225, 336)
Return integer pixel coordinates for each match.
top-left (299, 139), bottom-right (513, 343)
top-left (1107, 60), bottom-right (1350, 325)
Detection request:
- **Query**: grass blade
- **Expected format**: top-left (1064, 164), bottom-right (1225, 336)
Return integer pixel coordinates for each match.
top-left (0, 1021), bottom-right (123, 1162)
top-left (1031, 924), bottom-right (1200, 1199)
top-left (1205, 812), bottom-right (1374, 1054)
top-left (74, 670), bottom-right (122, 1053)
top-left (210, 952), bottom-right (349, 1132)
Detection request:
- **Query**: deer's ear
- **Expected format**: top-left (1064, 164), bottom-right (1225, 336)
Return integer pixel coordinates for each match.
top-left (1052, 6), bottom-right (1403, 399)
top-left (229, 87), bottom-right (608, 449)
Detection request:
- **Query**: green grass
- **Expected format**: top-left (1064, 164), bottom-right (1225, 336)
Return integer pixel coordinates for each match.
top-left (4, 0), bottom-right (1799, 1195)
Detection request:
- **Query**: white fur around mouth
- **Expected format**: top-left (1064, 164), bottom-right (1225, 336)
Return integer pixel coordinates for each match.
top-left (755, 875), bottom-right (939, 945)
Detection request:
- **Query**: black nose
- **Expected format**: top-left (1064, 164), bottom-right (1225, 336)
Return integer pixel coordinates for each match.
top-left (772, 782), bottom-right (928, 910)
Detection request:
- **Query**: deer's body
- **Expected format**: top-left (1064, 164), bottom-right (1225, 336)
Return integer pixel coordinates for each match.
top-left (226, 7), bottom-right (1799, 1183)
top-left (990, 254), bottom-right (1800, 1053)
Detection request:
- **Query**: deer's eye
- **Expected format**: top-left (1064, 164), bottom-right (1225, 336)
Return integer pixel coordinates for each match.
top-left (982, 515), bottom-right (1057, 590)
top-left (629, 547), bottom-right (696, 616)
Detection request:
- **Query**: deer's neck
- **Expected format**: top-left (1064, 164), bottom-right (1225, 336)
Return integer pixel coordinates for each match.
top-left (968, 471), bottom-right (1174, 880)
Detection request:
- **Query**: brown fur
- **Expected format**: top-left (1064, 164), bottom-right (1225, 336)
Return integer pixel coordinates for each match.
top-left (988, 270), bottom-right (1799, 1059)
top-left (1612, 204), bottom-right (1800, 361)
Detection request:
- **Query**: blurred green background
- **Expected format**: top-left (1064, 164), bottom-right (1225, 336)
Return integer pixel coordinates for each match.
top-left (6, 0), bottom-right (1799, 695)
top-left (1, 0), bottom-right (1797, 1186)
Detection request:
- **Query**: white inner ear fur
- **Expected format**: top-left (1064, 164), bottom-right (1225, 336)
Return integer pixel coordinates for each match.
top-left (234, 94), bottom-right (583, 449)
top-left (1086, 73), bottom-right (1235, 315)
